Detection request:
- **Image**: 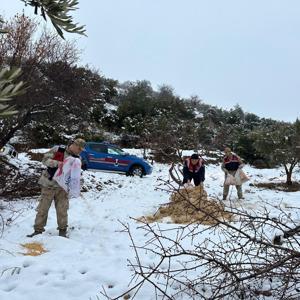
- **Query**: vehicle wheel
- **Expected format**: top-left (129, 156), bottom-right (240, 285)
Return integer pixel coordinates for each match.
top-left (130, 165), bottom-right (144, 177)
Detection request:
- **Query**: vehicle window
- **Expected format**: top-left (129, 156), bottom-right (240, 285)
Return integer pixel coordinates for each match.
top-left (89, 144), bottom-right (107, 153)
top-left (107, 147), bottom-right (124, 155)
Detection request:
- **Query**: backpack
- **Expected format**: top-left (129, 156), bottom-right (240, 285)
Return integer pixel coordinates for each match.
top-left (47, 146), bottom-right (66, 180)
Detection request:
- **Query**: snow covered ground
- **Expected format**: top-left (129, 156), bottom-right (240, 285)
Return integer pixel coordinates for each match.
top-left (0, 149), bottom-right (300, 300)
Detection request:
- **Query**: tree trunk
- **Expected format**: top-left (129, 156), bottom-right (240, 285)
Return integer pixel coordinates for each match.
top-left (284, 163), bottom-right (297, 186)
top-left (0, 110), bottom-right (31, 149)
top-left (286, 171), bottom-right (292, 185)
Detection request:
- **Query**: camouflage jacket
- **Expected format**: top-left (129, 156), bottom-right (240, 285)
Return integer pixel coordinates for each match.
top-left (38, 146), bottom-right (75, 188)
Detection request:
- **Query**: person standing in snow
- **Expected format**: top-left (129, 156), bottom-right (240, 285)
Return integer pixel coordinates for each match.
top-left (27, 138), bottom-right (86, 238)
top-left (221, 147), bottom-right (245, 200)
top-left (182, 153), bottom-right (205, 187)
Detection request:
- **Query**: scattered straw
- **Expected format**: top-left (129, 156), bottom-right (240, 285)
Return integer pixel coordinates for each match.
top-left (21, 242), bottom-right (47, 256)
top-left (143, 186), bottom-right (232, 225)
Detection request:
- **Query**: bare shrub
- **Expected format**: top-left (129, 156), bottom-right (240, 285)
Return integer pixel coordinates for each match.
top-left (102, 175), bottom-right (300, 300)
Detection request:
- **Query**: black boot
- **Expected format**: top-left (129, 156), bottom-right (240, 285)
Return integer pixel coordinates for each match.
top-left (59, 229), bottom-right (67, 238)
top-left (26, 231), bottom-right (42, 238)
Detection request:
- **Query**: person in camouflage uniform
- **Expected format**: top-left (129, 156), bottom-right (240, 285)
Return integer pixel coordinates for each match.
top-left (27, 138), bottom-right (85, 238)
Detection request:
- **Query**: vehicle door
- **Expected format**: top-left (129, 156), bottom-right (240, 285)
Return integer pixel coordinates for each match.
top-left (106, 146), bottom-right (131, 172)
top-left (86, 143), bottom-right (110, 170)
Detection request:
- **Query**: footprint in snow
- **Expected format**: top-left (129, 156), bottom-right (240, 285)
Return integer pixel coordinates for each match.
top-left (36, 279), bottom-right (47, 286)
top-left (2, 283), bottom-right (17, 292)
top-left (22, 260), bottom-right (34, 268)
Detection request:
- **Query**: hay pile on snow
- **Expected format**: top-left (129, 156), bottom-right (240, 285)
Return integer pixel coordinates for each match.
top-left (145, 186), bottom-right (232, 225)
top-left (21, 242), bottom-right (47, 256)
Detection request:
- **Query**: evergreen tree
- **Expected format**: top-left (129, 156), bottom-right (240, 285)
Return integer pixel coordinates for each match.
top-left (252, 122), bottom-right (299, 185)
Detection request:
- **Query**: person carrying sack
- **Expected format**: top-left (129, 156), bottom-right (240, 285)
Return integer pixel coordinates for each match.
top-left (221, 147), bottom-right (245, 200)
top-left (27, 138), bottom-right (85, 238)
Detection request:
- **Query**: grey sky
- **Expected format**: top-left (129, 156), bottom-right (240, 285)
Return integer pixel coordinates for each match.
top-left (2, 0), bottom-right (300, 122)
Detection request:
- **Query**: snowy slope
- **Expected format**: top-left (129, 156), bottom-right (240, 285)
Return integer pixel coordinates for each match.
top-left (0, 149), bottom-right (300, 300)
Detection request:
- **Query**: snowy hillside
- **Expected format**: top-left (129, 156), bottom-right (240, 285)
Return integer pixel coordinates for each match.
top-left (0, 149), bottom-right (300, 300)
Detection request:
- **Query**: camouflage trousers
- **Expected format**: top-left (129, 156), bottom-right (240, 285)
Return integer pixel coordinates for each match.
top-left (34, 187), bottom-right (69, 232)
top-left (223, 170), bottom-right (243, 199)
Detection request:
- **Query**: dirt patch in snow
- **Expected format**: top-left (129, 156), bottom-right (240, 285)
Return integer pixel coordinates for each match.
top-left (250, 182), bottom-right (300, 192)
top-left (143, 186), bottom-right (232, 225)
top-left (27, 151), bottom-right (44, 162)
top-left (81, 173), bottom-right (104, 192)
top-left (0, 161), bottom-right (42, 199)
top-left (0, 169), bottom-right (41, 199)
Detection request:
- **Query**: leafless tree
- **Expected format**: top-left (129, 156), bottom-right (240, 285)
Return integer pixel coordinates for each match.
top-left (0, 14), bottom-right (80, 149)
top-left (101, 172), bottom-right (300, 300)
top-left (0, 14), bottom-right (79, 78)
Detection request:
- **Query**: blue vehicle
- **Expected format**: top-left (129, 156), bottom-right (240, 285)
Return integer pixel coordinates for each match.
top-left (80, 142), bottom-right (152, 176)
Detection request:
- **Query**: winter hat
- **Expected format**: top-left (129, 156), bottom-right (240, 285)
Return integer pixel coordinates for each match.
top-left (73, 138), bottom-right (86, 149)
top-left (191, 153), bottom-right (199, 160)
